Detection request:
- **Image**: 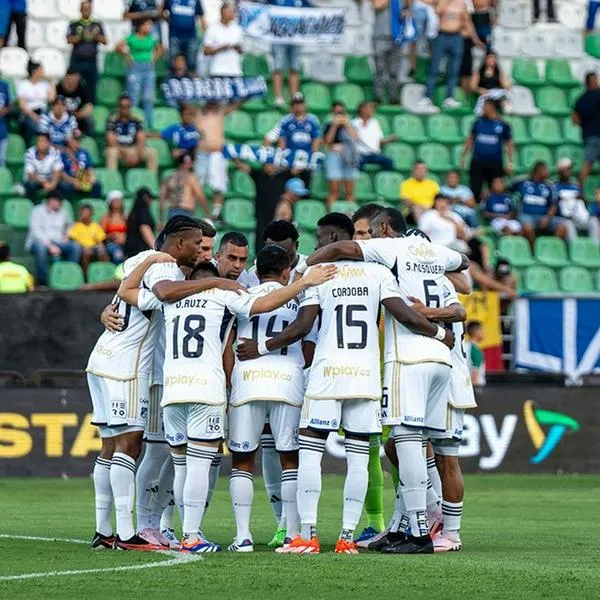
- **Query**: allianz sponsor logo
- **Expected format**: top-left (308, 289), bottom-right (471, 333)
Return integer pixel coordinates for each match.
top-left (310, 417), bottom-right (338, 428)
top-left (242, 368), bottom-right (292, 382)
top-left (323, 365), bottom-right (371, 377)
top-left (164, 374), bottom-right (209, 387)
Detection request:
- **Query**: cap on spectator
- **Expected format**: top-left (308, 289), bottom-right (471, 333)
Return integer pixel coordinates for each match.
top-left (107, 190), bottom-right (124, 205)
top-left (286, 178), bottom-right (309, 196)
top-left (291, 92), bottom-right (305, 104)
top-left (557, 157), bottom-right (572, 170)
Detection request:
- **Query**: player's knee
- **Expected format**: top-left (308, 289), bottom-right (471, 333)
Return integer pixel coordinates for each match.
top-left (115, 432), bottom-right (143, 458)
top-left (300, 427), bottom-right (327, 440)
top-left (383, 437), bottom-right (397, 464)
top-left (231, 450), bottom-right (256, 472)
top-left (100, 437), bottom-right (115, 459)
top-left (279, 450), bottom-right (299, 470)
top-left (345, 432), bottom-right (370, 443)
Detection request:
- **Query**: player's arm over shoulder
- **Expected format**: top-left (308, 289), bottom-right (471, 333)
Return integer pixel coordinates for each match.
top-left (117, 252), bottom-right (176, 307)
top-left (435, 244), bottom-right (470, 272)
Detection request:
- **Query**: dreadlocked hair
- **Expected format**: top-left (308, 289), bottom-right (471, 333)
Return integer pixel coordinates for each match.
top-left (155, 215), bottom-right (202, 250)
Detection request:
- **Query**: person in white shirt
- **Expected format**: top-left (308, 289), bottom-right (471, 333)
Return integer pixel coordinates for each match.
top-left (203, 3), bottom-right (244, 77)
top-left (351, 101), bottom-right (397, 171)
top-left (23, 133), bottom-right (64, 201)
top-left (418, 193), bottom-right (468, 247)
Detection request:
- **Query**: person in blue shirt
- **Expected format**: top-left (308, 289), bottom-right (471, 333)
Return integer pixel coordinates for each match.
top-left (163, 0), bottom-right (205, 73)
top-left (461, 99), bottom-right (514, 203)
top-left (510, 161), bottom-right (567, 248)
top-left (0, 79), bottom-right (12, 167)
top-left (161, 103), bottom-right (201, 160)
top-left (59, 132), bottom-right (102, 200)
top-left (482, 176), bottom-right (521, 235)
top-left (6, 0), bottom-right (26, 49)
top-left (38, 96), bottom-right (79, 148)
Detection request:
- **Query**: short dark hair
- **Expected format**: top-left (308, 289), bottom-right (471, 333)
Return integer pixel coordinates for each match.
top-left (357, 100), bottom-right (371, 115)
top-left (376, 207), bottom-right (407, 235)
top-left (413, 160), bottom-right (426, 168)
top-left (262, 220), bottom-right (299, 243)
top-left (532, 160), bottom-right (547, 174)
top-left (466, 320), bottom-right (483, 337)
top-left (27, 60), bottom-right (41, 77)
top-left (585, 71), bottom-right (597, 86)
top-left (190, 260), bottom-right (220, 279)
top-left (317, 212), bottom-right (355, 239)
top-left (352, 203), bottom-right (383, 224)
top-left (332, 101), bottom-right (345, 110)
top-left (198, 218), bottom-right (216, 238)
top-left (79, 203), bottom-right (93, 213)
top-left (434, 193), bottom-right (450, 203)
top-left (119, 93), bottom-right (131, 104)
top-left (219, 231), bottom-right (248, 251)
top-left (256, 244), bottom-right (291, 279)
top-left (65, 68), bottom-right (79, 77)
top-left (0, 242), bottom-right (9, 261)
top-left (37, 133), bottom-right (50, 142)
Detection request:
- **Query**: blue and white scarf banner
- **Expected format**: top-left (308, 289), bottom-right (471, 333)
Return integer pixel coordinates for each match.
top-left (514, 297), bottom-right (600, 385)
top-left (162, 76), bottom-right (268, 104)
top-left (239, 1), bottom-right (345, 45)
top-left (223, 143), bottom-right (325, 170)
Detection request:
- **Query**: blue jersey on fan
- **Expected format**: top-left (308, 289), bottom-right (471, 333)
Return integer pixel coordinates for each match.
top-left (0, 80), bottom-right (11, 140)
top-left (555, 180), bottom-right (583, 216)
top-left (485, 192), bottom-right (514, 216)
top-left (38, 113), bottom-right (78, 147)
top-left (62, 148), bottom-right (93, 177)
top-left (511, 179), bottom-right (556, 216)
top-left (278, 113), bottom-right (321, 153)
top-left (471, 117), bottom-right (511, 162)
top-left (164, 0), bottom-right (204, 38)
top-left (161, 123), bottom-right (201, 152)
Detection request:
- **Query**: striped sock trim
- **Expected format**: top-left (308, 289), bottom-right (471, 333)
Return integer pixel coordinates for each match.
top-left (260, 434), bottom-right (276, 449)
top-left (211, 454), bottom-right (223, 468)
top-left (421, 438), bottom-right (429, 449)
top-left (393, 434), bottom-right (422, 444)
top-left (230, 469), bottom-right (253, 481)
top-left (427, 478), bottom-right (433, 490)
top-left (426, 457), bottom-right (437, 470)
top-left (187, 445), bottom-right (218, 461)
top-left (171, 454), bottom-right (186, 467)
top-left (281, 469), bottom-right (298, 482)
top-left (442, 501), bottom-right (463, 516)
top-left (345, 439), bottom-right (370, 456)
top-left (95, 457), bottom-right (112, 469)
top-left (111, 453), bottom-right (136, 473)
top-left (299, 435), bottom-right (327, 453)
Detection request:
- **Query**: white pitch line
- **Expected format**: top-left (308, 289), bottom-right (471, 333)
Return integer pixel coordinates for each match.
top-left (0, 534), bottom-right (202, 582)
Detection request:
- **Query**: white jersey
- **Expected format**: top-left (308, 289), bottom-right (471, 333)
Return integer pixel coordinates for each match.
top-left (301, 261), bottom-right (400, 401)
top-left (357, 237), bottom-right (463, 366)
top-left (86, 251), bottom-right (165, 381)
top-left (230, 281), bottom-right (307, 407)
top-left (150, 326), bottom-right (166, 387)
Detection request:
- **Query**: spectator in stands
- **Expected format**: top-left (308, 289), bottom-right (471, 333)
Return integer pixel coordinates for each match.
top-left (23, 133), bottom-right (63, 201)
top-left (275, 177), bottom-right (309, 222)
top-left (163, 0), bottom-right (205, 72)
top-left (105, 93), bottom-right (158, 174)
top-left (512, 161), bottom-right (566, 249)
top-left (466, 320), bottom-right (486, 386)
top-left (124, 0), bottom-right (163, 41)
top-left (371, 0), bottom-right (402, 104)
top-left (418, 193), bottom-right (467, 246)
top-left (160, 152), bottom-right (208, 222)
top-left (573, 72), bottom-right (600, 188)
top-left (17, 61), bottom-right (56, 147)
top-left (68, 203), bottom-right (108, 276)
top-left (400, 160), bottom-right (440, 217)
top-left (555, 158), bottom-right (591, 242)
top-left (460, 0), bottom-right (494, 94)
top-left (124, 187), bottom-right (156, 258)
top-left (203, 3), bottom-right (244, 77)
top-left (352, 101), bottom-right (396, 171)
top-left (161, 103), bottom-right (201, 161)
top-left (165, 54), bottom-right (191, 108)
top-left (0, 75), bottom-right (11, 167)
top-left (440, 169), bottom-right (477, 226)
top-left (38, 96), bottom-right (79, 149)
top-left (471, 52), bottom-right (512, 114)
top-left (466, 237), bottom-right (517, 299)
top-left (462, 98), bottom-right (514, 202)
top-left (420, 0), bottom-right (483, 111)
top-left (0, 242), bottom-right (32, 292)
top-left (118, 17), bottom-right (165, 128)
top-left (57, 70), bottom-right (94, 137)
top-left (589, 187), bottom-right (600, 245)
top-left (482, 176), bottom-right (522, 235)
top-left (100, 191), bottom-right (128, 264)
top-left (352, 203), bottom-right (383, 240)
top-left (6, 0), bottom-right (26, 50)
top-left (533, 0), bottom-right (557, 23)
top-left (324, 102), bottom-right (360, 208)
top-left (25, 192), bottom-right (81, 286)
top-left (60, 131), bottom-right (102, 200)
top-left (586, 0), bottom-right (600, 35)
top-left (66, 1), bottom-right (106, 104)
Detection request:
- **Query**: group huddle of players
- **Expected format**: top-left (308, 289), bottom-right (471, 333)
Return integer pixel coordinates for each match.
top-left (86, 202), bottom-right (476, 555)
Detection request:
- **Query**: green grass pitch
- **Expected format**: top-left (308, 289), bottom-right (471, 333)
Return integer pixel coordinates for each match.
top-left (0, 474), bottom-right (598, 600)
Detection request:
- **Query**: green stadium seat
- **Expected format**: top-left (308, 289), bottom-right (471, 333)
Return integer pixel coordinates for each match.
top-left (427, 114), bottom-right (462, 144)
top-left (529, 115), bottom-right (562, 145)
top-left (374, 171), bottom-right (403, 202)
top-left (6, 134), bottom-right (25, 167)
top-left (584, 33), bottom-right (600, 58)
top-left (584, 175), bottom-right (600, 201)
top-left (545, 59), bottom-right (578, 88)
top-left (223, 198), bottom-right (255, 231)
top-left (569, 86), bottom-right (584, 106)
top-left (295, 200), bottom-right (327, 231)
top-left (332, 83), bottom-right (365, 112)
top-left (12, 254), bottom-right (35, 274)
top-left (154, 55), bottom-right (169, 79)
top-left (310, 170), bottom-right (329, 201)
top-left (80, 136), bottom-right (101, 166)
top-left (512, 58), bottom-right (544, 87)
top-left (92, 105), bottom-right (110, 136)
top-left (417, 143), bottom-right (452, 172)
top-left (88, 262), bottom-right (118, 284)
top-left (300, 83), bottom-right (332, 113)
top-left (520, 144), bottom-right (554, 172)
top-left (330, 200), bottom-right (359, 216)
top-left (354, 172), bottom-right (376, 203)
top-left (460, 114), bottom-right (476, 138)
top-left (231, 170), bottom-right (256, 199)
top-left (298, 229), bottom-right (315, 255)
top-left (570, 237), bottom-right (600, 268)
top-left (559, 266), bottom-right (594, 293)
top-left (103, 52), bottom-right (128, 79)
top-left (504, 116), bottom-right (530, 145)
top-left (242, 54), bottom-right (270, 78)
top-left (534, 236), bottom-right (569, 268)
top-left (125, 169), bottom-right (159, 196)
top-left (95, 168), bottom-right (125, 194)
top-left (498, 236), bottom-right (536, 267)
top-left (151, 107), bottom-right (180, 132)
top-left (562, 117), bottom-right (581, 144)
top-left (479, 234), bottom-right (497, 262)
top-left (96, 78), bottom-right (122, 108)
top-left (392, 114), bottom-right (428, 144)
top-left (76, 198), bottom-right (107, 223)
top-left (523, 265), bottom-right (558, 293)
top-left (383, 142), bottom-right (415, 171)
top-left (555, 144), bottom-right (585, 172)
top-left (377, 114), bottom-right (391, 136)
top-left (0, 167), bottom-right (13, 198)
top-left (49, 262), bottom-right (85, 290)
top-left (536, 87), bottom-right (571, 117)
top-left (344, 56), bottom-right (373, 84)
top-left (225, 111), bottom-right (255, 141)
top-left (254, 110), bottom-right (282, 138)
top-left (3, 198), bottom-right (32, 229)
top-left (63, 201), bottom-right (75, 222)
top-left (146, 138), bottom-right (173, 169)
top-left (376, 103), bottom-right (404, 116)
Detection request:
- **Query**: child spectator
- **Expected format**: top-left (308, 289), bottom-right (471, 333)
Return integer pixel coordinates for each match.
top-left (483, 177), bottom-right (522, 235)
top-left (68, 203), bottom-right (108, 276)
top-left (466, 320), bottom-right (486, 386)
top-left (100, 191), bottom-right (128, 264)
top-left (60, 132), bottom-right (102, 199)
top-left (38, 96), bottom-right (78, 148)
top-left (0, 242), bottom-right (33, 293)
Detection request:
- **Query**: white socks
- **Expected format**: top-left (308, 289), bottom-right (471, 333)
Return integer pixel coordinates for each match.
top-left (281, 469), bottom-right (299, 539)
top-left (153, 456), bottom-right (174, 529)
top-left (230, 469), bottom-right (254, 542)
top-left (206, 453), bottom-right (223, 511)
top-left (442, 500), bottom-right (463, 534)
top-left (93, 457), bottom-right (113, 536)
top-left (135, 443), bottom-right (169, 531)
top-left (171, 453), bottom-right (187, 527)
top-left (298, 435), bottom-right (326, 539)
top-left (110, 452), bottom-right (136, 541)
top-left (182, 445), bottom-right (218, 537)
top-left (427, 455), bottom-right (443, 497)
top-left (342, 438), bottom-right (370, 540)
top-left (261, 434), bottom-right (283, 527)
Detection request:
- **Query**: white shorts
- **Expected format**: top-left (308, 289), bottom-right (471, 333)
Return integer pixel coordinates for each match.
top-left (144, 384), bottom-right (165, 443)
top-left (490, 217), bottom-right (522, 234)
top-left (300, 397), bottom-right (382, 435)
top-left (195, 151), bottom-right (227, 193)
top-left (87, 372), bottom-right (149, 433)
top-left (228, 401), bottom-right (301, 453)
top-left (428, 405), bottom-right (465, 446)
top-left (382, 361), bottom-right (451, 432)
top-left (163, 402), bottom-right (225, 447)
